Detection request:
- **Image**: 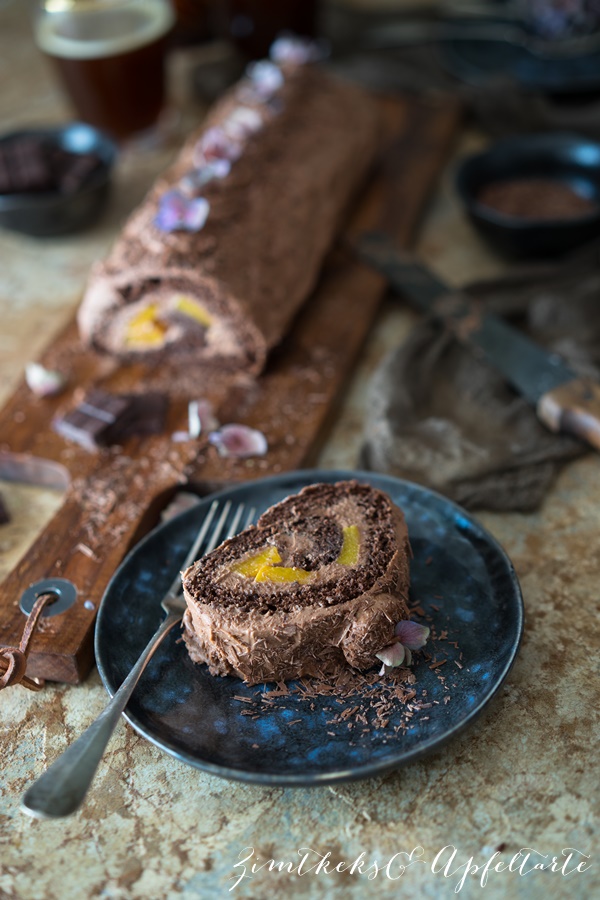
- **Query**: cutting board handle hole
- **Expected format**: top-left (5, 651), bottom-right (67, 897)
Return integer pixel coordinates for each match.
top-left (20, 578), bottom-right (78, 618)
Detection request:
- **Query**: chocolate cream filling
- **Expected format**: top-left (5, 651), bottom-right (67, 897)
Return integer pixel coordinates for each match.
top-left (78, 267), bottom-right (264, 371)
top-left (181, 481), bottom-right (411, 684)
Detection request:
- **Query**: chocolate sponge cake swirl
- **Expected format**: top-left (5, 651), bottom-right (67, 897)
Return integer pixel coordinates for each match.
top-left (77, 57), bottom-right (380, 376)
top-left (181, 481), bottom-right (411, 684)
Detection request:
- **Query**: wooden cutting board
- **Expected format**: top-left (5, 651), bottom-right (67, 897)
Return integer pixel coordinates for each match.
top-left (0, 93), bottom-right (461, 683)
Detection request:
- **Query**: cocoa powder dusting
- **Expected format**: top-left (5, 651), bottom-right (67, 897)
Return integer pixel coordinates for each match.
top-left (477, 178), bottom-right (598, 221)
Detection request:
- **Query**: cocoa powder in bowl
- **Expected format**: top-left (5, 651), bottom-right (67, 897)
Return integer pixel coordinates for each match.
top-left (476, 178), bottom-right (598, 222)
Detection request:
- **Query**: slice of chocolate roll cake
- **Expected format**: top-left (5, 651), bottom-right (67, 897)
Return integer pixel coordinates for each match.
top-left (78, 40), bottom-right (380, 377)
top-left (181, 481), bottom-right (411, 685)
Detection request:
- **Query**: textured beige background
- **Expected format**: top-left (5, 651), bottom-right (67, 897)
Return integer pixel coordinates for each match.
top-left (0, 3), bottom-right (598, 900)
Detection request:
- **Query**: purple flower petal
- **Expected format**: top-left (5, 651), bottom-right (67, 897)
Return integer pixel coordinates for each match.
top-left (193, 127), bottom-right (242, 168)
top-left (246, 60), bottom-right (284, 99)
top-left (209, 158), bottom-right (232, 179)
top-left (208, 424), bottom-right (268, 459)
top-left (269, 35), bottom-right (327, 66)
top-left (375, 642), bottom-right (405, 668)
top-left (394, 620), bottom-right (430, 650)
top-left (154, 191), bottom-right (209, 233)
top-left (179, 160), bottom-right (231, 197)
top-left (223, 106), bottom-right (263, 141)
top-left (188, 399), bottom-right (219, 438)
top-left (183, 197), bottom-right (210, 231)
top-left (25, 362), bottom-right (66, 397)
top-left (154, 190), bottom-right (185, 232)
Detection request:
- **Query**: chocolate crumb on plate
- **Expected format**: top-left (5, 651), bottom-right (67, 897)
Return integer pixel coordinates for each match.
top-left (95, 471), bottom-right (523, 784)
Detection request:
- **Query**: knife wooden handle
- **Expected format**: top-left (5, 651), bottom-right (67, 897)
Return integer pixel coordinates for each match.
top-left (537, 377), bottom-right (600, 450)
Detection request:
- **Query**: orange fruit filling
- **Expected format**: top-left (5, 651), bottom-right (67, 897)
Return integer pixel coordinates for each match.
top-left (336, 525), bottom-right (360, 565)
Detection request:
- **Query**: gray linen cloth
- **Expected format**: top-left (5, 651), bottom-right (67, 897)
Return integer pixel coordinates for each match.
top-left (361, 261), bottom-right (600, 510)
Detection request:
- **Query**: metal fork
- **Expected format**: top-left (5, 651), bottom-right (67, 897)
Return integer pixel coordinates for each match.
top-left (21, 499), bottom-right (254, 820)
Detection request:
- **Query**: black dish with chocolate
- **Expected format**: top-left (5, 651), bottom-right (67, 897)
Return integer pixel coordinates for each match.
top-left (456, 133), bottom-right (600, 257)
top-left (0, 134), bottom-right (103, 196)
top-left (0, 123), bottom-right (116, 236)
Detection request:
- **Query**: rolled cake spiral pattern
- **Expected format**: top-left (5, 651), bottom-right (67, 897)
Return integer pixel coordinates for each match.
top-left (181, 481), bottom-right (411, 684)
top-left (77, 49), bottom-right (380, 377)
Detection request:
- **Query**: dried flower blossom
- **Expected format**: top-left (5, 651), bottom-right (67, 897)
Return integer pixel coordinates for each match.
top-left (161, 491), bottom-right (201, 522)
top-left (246, 60), bottom-right (284, 99)
top-left (25, 362), bottom-right (66, 397)
top-left (223, 106), bottom-right (264, 141)
top-left (172, 400), bottom-right (219, 442)
top-left (208, 424), bottom-right (268, 458)
top-left (179, 160), bottom-right (231, 196)
top-left (376, 620), bottom-right (430, 675)
top-left (193, 127), bottom-right (243, 169)
top-left (154, 191), bottom-right (210, 233)
top-left (270, 35), bottom-right (326, 66)
top-left (395, 620), bottom-right (431, 649)
top-left (188, 399), bottom-right (219, 438)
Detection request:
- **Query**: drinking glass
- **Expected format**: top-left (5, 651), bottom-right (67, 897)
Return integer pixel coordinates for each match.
top-left (33, 0), bottom-right (176, 141)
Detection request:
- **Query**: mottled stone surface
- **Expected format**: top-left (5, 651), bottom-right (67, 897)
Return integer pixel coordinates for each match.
top-left (0, 3), bottom-right (598, 900)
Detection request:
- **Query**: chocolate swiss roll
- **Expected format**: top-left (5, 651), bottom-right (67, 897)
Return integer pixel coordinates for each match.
top-left (77, 42), bottom-right (380, 376)
top-left (181, 481), bottom-right (411, 685)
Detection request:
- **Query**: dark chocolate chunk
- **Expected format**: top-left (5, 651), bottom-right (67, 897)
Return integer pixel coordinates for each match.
top-left (0, 137), bottom-right (53, 194)
top-left (118, 392), bottom-right (169, 438)
top-left (53, 389), bottom-right (168, 451)
top-left (0, 136), bottom-right (103, 196)
top-left (57, 152), bottom-right (103, 194)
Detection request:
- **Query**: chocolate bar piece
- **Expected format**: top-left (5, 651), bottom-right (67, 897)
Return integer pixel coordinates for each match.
top-left (53, 389), bottom-right (168, 451)
top-left (0, 136), bottom-right (53, 194)
top-left (0, 136), bottom-right (103, 196)
top-left (58, 152), bottom-right (102, 194)
top-left (119, 392), bottom-right (169, 438)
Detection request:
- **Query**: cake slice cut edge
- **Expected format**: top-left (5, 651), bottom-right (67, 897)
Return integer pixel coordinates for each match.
top-left (181, 480), bottom-right (412, 685)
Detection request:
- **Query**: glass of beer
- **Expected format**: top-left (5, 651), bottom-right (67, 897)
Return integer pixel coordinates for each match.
top-left (33, 0), bottom-right (176, 142)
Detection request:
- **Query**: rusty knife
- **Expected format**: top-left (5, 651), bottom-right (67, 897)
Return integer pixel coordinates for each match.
top-left (356, 231), bottom-right (600, 451)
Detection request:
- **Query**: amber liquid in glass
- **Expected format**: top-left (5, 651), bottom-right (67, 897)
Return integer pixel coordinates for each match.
top-left (35, 0), bottom-right (174, 141)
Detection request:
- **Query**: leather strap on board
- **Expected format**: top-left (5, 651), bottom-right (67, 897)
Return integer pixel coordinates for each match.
top-left (0, 593), bottom-right (55, 691)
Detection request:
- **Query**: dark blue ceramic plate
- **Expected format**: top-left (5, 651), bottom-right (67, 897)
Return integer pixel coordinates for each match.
top-left (95, 470), bottom-right (523, 786)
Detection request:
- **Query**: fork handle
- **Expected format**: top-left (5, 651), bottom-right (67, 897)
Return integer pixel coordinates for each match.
top-left (21, 611), bottom-right (181, 819)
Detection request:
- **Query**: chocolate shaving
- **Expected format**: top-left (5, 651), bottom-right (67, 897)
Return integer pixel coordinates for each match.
top-left (230, 663), bottom-right (439, 734)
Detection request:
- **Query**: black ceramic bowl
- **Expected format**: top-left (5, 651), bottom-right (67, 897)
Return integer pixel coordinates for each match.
top-left (456, 132), bottom-right (600, 258)
top-left (0, 122), bottom-right (117, 237)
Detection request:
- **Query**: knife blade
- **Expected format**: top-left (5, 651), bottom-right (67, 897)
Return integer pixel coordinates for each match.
top-left (356, 231), bottom-right (600, 451)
